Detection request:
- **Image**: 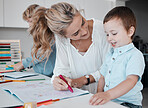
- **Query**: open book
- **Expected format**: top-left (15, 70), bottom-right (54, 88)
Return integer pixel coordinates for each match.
top-left (0, 80), bottom-right (89, 103)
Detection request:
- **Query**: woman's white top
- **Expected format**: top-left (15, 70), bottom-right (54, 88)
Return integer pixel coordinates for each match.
top-left (51, 18), bottom-right (110, 93)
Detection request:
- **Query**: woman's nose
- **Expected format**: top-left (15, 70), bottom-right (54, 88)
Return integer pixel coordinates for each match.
top-left (81, 27), bottom-right (87, 36)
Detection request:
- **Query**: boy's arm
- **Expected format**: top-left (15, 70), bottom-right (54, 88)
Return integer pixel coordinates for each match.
top-left (89, 75), bottom-right (138, 105)
top-left (107, 75), bottom-right (138, 100)
top-left (97, 74), bottom-right (105, 92)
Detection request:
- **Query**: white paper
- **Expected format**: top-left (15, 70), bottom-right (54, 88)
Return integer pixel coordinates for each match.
top-left (0, 80), bottom-right (89, 103)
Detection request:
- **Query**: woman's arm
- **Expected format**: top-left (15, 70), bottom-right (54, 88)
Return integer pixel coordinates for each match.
top-left (70, 75), bottom-right (95, 88)
top-left (89, 75), bottom-right (138, 105)
top-left (52, 36), bottom-right (72, 91)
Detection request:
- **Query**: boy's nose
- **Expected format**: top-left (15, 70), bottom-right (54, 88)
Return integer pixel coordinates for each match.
top-left (107, 36), bottom-right (112, 41)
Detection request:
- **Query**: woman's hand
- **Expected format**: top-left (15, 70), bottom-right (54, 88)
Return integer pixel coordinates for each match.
top-left (53, 76), bottom-right (87, 90)
top-left (53, 76), bottom-right (72, 91)
top-left (89, 91), bottom-right (111, 105)
top-left (13, 62), bottom-right (24, 71)
top-left (53, 75), bottom-right (94, 90)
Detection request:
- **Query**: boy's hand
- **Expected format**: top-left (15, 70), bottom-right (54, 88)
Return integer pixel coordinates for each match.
top-left (89, 91), bottom-right (111, 105)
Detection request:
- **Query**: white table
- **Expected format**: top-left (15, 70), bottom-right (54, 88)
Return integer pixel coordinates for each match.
top-left (43, 94), bottom-right (126, 108)
top-left (0, 73), bottom-right (125, 108)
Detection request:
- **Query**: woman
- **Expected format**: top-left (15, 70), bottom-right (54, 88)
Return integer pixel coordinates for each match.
top-left (13, 4), bottom-right (56, 77)
top-left (30, 2), bottom-right (110, 93)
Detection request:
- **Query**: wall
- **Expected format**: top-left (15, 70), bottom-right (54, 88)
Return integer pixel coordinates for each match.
top-left (0, 28), bottom-right (33, 58)
top-left (126, 0), bottom-right (148, 43)
top-left (83, 0), bottom-right (113, 21)
top-left (0, 0), bottom-right (125, 59)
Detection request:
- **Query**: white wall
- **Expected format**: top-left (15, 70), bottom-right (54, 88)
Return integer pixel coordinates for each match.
top-left (83, 0), bottom-right (113, 21)
top-left (0, 0), bottom-right (126, 58)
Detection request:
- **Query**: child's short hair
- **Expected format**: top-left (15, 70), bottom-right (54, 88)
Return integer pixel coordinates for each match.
top-left (23, 4), bottom-right (39, 21)
top-left (103, 6), bottom-right (136, 37)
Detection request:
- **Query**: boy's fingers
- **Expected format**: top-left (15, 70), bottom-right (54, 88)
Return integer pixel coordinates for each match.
top-left (94, 98), bottom-right (103, 105)
top-left (89, 95), bottom-right (98, 105)
top-left (99, 99), bottom-right (106, 105)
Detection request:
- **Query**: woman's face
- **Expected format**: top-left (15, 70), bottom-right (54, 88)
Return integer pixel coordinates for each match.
top-left (65, 14), bottom-right (90, 40)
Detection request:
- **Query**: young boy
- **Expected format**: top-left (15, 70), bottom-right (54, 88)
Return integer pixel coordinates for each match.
top-left (13, 4), bottom-right (56, 77)
top-left (89, 6), bottom-right (145, 108)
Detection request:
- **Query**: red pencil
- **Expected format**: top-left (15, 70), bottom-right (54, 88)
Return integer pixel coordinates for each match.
top-left (59, 75), bottom-right (73, 93)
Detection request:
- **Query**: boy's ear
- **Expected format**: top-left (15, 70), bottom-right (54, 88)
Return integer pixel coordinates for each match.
top-left (128, 26), bottom-right (135, 37)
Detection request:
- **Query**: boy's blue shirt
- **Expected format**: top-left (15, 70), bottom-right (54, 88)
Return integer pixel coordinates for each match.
top-left (22, 44), bottom-right (56, 77)
top-left (100, 43), bottom-right (145, 105)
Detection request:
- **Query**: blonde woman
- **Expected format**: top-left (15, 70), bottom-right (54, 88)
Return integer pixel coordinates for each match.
top-left (30, 2), bottom-right (110, 93)
top-left (13, 4), bottom-right (56, 77)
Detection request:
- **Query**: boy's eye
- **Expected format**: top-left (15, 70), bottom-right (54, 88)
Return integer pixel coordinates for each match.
top-left (82, 18), bottom-right (85, 26)
top-left (106, 34), bottom-right (109, 36)
top-left (112, 33), bottom-right (117, 35)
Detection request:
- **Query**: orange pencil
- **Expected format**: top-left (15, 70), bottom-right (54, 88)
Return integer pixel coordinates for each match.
top-left (0, 80), bottom-right (12, 84)
top-left (12, 80), bottom-right (26, 82)
top-left (37, 99), bottom-right (60, 107)
top-left (0, 80), bottom-right (25, 84)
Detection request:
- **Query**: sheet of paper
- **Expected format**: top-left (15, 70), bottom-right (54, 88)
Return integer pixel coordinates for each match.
top-left (0, 80), bottom-right (89, 103)
top-left (0, 71), bottom-right (39, 79)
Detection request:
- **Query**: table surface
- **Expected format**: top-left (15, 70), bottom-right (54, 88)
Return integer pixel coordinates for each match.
top-left (0, 72), bottom-right (125, 108)
top-left (45, 94), bottom-right (126, 108)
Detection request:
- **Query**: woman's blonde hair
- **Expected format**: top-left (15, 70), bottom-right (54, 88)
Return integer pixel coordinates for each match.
top-left (23, 4), bottom-right (39, 21)
top-left (29, 2), bottom-right (79, 61)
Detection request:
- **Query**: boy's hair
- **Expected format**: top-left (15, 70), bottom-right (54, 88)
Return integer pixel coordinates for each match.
top-left (23, 4), bottom-right (39, 21)
top-left (103, 6), bottom-right (136, 38)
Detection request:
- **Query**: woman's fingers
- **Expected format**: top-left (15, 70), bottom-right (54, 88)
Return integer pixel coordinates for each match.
top-left (53, 76), bottom-right (69, 91)
top-left (13, 62), bottom-right (24, 71)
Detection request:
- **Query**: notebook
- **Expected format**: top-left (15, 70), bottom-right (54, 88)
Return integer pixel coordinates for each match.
top-left (1, 71), bottom-right (39, 79)
top-left (0, 80), bottom-right (89, 103)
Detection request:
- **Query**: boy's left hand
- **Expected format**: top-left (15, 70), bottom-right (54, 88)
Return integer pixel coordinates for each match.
top-left (89, 91), bottom-right (111, 105)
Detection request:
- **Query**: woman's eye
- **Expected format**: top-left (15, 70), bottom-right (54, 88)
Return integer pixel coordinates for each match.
top-left (82, 18), bottom-right (85, 26)
top-left (73, 31), bottom-right (79, 36)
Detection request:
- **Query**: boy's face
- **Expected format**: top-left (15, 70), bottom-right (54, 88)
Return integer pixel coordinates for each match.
top-left (104, 18), bottom-right (133, 48)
